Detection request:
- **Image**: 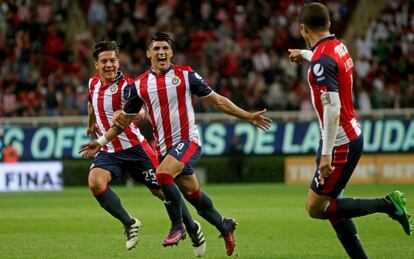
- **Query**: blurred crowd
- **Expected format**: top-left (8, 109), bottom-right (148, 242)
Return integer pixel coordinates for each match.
top-left (353, 0), bottom-right (414, 110)
top-left (0, 0), bottom-right (412, 118)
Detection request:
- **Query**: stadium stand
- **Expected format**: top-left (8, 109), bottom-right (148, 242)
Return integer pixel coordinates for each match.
top-left (0, 0), bottom-right (412, 118)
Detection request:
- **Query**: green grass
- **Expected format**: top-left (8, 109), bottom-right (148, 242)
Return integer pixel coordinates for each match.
top-left (1, 184), bottom-right (413, 258)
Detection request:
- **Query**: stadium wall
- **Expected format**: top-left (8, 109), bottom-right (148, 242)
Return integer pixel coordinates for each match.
top-left (1, 111), bottom-right (413, 186)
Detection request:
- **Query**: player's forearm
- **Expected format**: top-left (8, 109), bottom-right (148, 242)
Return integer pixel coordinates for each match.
top-left (300, 50), bottom-right (313, 62)
top-left (87, 103), bottom-right (96, 126)
top-left (214, 96), bottom-right (253, 121)
top-left (132, 109), bottom-right (145, 122)
top-left (95, 111), bottom-right (134, 147)
top-left (321, 92), bottom-right (341, 155)
top-left (96, 125), bottom-right (124, 147)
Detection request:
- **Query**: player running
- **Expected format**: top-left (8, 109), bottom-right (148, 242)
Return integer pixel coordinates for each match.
top-left (86, 41), bottom-right (205, 255)
top-left (288, 3), bottom-right (413, 258)
top-left (81, 32), bottom-right (272, 256)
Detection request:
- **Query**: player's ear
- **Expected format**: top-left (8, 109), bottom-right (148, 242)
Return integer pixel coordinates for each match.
top-left (300, 23), bottom-right (305, 33)
top-left (301, 23), bottom-right (310, 35)
top-left (146, 50), bottom-right (151, 59)
top-left (94, 60), bottom-right (99, 70)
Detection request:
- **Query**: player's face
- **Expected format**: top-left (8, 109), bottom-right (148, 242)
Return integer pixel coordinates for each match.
top-left (147, 41), bottom-right (173, 74)
top-left (95, 50), bottom-right (119, 83)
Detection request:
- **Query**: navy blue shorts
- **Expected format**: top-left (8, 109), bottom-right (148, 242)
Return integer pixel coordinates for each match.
top-left (310, 134), bottom-right (363, 198)
top-left (91, 142), bottom-right (160, 189)
top-left (160, 140), bottom-right (202, 174)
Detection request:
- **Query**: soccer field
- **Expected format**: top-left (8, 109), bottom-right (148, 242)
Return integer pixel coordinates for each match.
top-left (1, 184), bottom-right (413, 258)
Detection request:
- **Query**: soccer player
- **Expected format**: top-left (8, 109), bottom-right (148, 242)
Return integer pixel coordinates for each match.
top-left (81, 32), bottom-right (272, 256)
top-left (86, 41), bottom-right (205, 255)
top-left (288, 3), bottom-right (413, 258)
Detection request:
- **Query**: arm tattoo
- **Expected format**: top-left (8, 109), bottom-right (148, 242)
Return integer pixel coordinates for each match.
top-left (113, 125), bottom-right (124, 135)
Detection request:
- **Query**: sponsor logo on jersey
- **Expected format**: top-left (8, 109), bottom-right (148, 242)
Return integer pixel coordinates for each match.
top-left (316, 76), bottom-right (326, 82)
top-left (194, 72), bottom-right (202, 80)
top-left (313, 63), bottom-right (324, 77)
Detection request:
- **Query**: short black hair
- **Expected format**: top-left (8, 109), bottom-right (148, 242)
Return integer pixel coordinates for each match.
top-left (147, 32), bottom-right (174, 49)
top-left (299, 2), bottom-right (330, 32)
top-left (93, 41), bottom-right (119, 60)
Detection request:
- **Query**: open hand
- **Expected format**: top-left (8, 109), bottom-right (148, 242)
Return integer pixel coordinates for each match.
top-left (249, 109), bottom-right (273, 131)
top-left (79, 141), bottom-right (101, 157)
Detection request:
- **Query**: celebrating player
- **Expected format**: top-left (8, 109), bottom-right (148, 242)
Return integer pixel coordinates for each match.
top-left (86, 41), bottom-right (205, 255)
top-left (288, 3), bottom-right (413, 258)
top-left (81, 32), bottom-right (272, 256)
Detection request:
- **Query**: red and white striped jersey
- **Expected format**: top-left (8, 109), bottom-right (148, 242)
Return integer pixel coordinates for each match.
top-left (128, 65), bottom-right (213, 156)
top-left (308, 35), bottom-right (361, 146)
top-left (88, 72), bottom-right (145, 153)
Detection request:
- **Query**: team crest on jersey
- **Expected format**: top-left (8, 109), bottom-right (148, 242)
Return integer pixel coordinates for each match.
top-left (172, 76), bottom-right (181, 86)
top-left (109, 84), bottom-right (118, 93)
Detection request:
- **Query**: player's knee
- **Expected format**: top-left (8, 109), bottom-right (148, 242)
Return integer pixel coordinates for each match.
top-left (306, 203), bottom-right (324, 219)
top-left (150, 188), bottom-right (164, 200)
top-left (88, 173), bottom-right (108, 194)
top-left (155, 172), bottom-right (175, 184)
top-left (183, 188), bottom-right (202, 201)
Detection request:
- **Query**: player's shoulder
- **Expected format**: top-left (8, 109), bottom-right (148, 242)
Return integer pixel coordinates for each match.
top-left (134, 70), bottom-right (151, 81)
top-left (173, 64), bottom-right (193, 72)
top-left (325, 38), bottom-right (345, 53)
top-left (122, 75), bottom-right (134, 85)
top-left (321, 38), bottom-right (346, 58)
top-left (312, 36), bottom-right (337, 57)
top-left (89, 74), bottom-right (100, 81)
top-left (88, 74), bottom-right (100, 87)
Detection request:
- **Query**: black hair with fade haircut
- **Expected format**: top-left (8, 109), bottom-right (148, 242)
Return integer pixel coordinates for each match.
top-left (147, 32), bottom-right (174, 50)
top-left (93, 41), bottom-right (119, 60)
top-left (299, 2), bottom-right (330, 32)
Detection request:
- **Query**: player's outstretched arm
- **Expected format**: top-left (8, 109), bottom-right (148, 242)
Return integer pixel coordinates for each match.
top-left (79, 125), bottom-right (125, 157)
top-left (202, 92), bottom-right (272, 131)
top-left (288, 49), bottom-right (313, 63)
top-left (80, 111), bottom-right (135, 157)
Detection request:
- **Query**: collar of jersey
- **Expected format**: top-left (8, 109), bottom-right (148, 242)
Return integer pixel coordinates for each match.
top-left (101, 71), bottom-right (123, 86)
top-left (311, 34), bottom-right (336, 51)
top-left (150, 64), bottom-right (173, 76)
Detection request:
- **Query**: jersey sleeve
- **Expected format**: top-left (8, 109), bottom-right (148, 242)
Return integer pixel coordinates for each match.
top-left (122, 83), bottom-right (144, 114)
top-left (188, 71), bottom-right (213, 97)
top-left (311, 54), bottom-right (338, 92)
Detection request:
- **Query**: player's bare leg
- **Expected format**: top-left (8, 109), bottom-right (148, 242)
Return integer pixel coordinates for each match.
top-left (306, 189), bottom-right (368, 258)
